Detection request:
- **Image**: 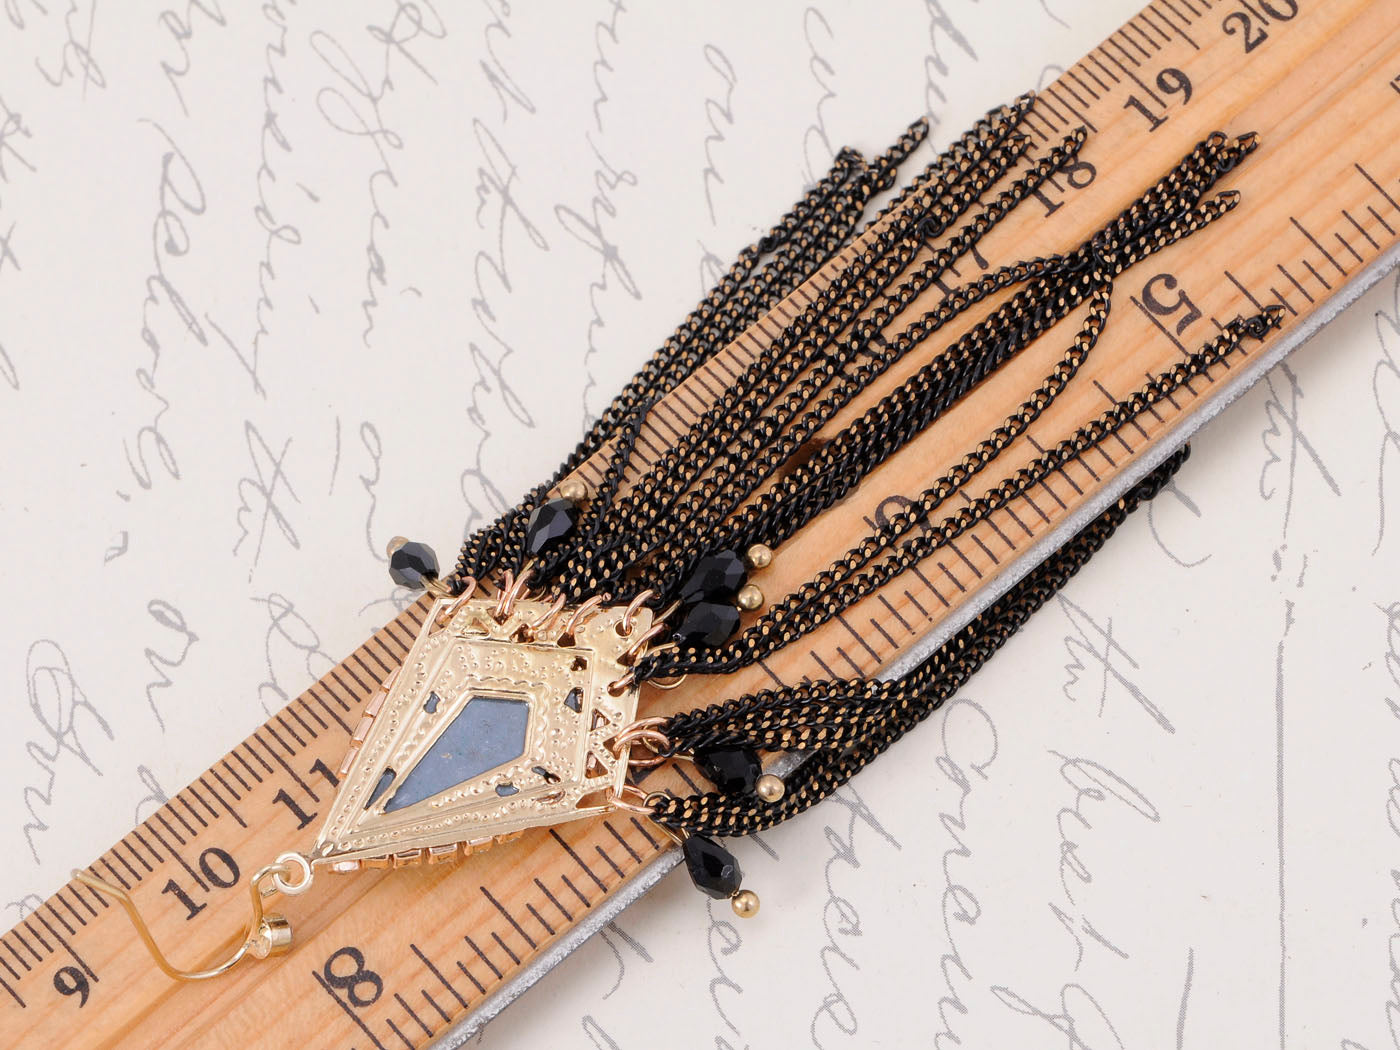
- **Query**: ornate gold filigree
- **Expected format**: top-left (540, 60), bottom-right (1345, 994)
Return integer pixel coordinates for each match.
top-left (313, 595), bottom-right (651, 870)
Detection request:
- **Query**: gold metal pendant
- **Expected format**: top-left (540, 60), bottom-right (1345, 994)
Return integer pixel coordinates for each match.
top-left (316, 591), bottom-right (652, 870)
top-left (74, 581), bottom-right (665, 981)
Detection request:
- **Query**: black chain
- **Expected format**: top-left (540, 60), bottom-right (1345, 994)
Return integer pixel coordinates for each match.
top-left (435, 93), bottom-right (1282, 851)
top-left (648, 302), bottom-right (1282, 835)
top-left (651, 444), bottom-right (1194, 836)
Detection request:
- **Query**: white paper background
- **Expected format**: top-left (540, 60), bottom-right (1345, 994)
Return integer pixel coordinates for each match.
top-left (2, 1), bottom-right (1399, 1046)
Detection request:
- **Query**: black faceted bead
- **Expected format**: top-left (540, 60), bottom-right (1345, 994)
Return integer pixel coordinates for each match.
top-left (677, 549), bottom-right (747, 605)
top-left (696, 745), bottom-right (761, 794)
top-left (388, 540), bottom-right (439, 588)
top-left (673, 600), bottom-right (740, 647)
top-left (525, 498), bottom-right (579, 556)
top-left (682, 832), bottom-right (742, 899)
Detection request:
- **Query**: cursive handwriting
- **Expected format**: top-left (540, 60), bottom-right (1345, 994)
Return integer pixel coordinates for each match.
top-left (1057, 594), bottom-right (1174, 733)
top-left (31, 0), bottom-right (105, 94)
top-left (809, 786), bottom-right (900, 1049)
top-left (233, 421), bottom-right (299, 577)
top-left (156, 0), bottom-right (226, 114)
top-left (595, 920), bottom-right (651, 1000)
top-left (0, 91), bottom-right (32, 391)
top-left (206, 0), bottom-right (303, 396)
top-left (249, 593), bottom-right (335, 713)
top-left (477, 0), bottom-right (534, 120)
top-left (556, 134), bottom-right (640, 422)
top-left (142, 600), bottom-right (198, 731)
top-left (1258, 361), bottom-right (1340, 538)
top-left (699, 43), bottom-right (737, 223)
top-left (44, 2), bottom-right (103, 92)
top-left (990, 981), bottom-right (1126, 1049)
top-left (125, 121), bottom-right (210, 495)
top-left (921, 0), bottom-right (977, 133)
top-left (1373, 273), bottom-right (1400, 554)
top-left (1146, 477), bottom-right (1211, 568)
top-left (133, 764), bottom-right (171, 825)
top-left (311, 2), bottom-right (446, 345)
top-left (931, 698), bottom-right (999, 1050)
top-left (20, 641), bottom-right (112, 864)
top-left (799, 6), bottom-right (837, 187)
top-left (358, 421), bottom-right (384, 559)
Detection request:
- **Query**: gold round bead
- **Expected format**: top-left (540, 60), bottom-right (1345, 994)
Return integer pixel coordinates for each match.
top-left (755, 773), bottom-right (785, 803)
top-left (744, 543), bottom-right (774, 570)
top-left (557, 478), bottom-right (588, 503)
top-left (385, 535), bottom-right (409, 558)
top-left (730, 888), bottom-right (760, 918)
top-left (735, 583), bottom-right (764, 612)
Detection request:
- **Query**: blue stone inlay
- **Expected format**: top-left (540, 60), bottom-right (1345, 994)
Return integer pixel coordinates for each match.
top-left (384, 695), bottom-right (529, 812)
top-left (365, 767), bottom-right (396, 809)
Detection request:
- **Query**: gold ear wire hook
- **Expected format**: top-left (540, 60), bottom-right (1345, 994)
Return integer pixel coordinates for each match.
top-left (71, 851), bottom-right (312, 982)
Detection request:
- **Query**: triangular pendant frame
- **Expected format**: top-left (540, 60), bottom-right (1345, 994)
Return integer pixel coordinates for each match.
top-left (313, 595), bottom-right (649, 868)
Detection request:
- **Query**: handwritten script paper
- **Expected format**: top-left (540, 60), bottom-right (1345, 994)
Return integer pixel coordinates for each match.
top-left (2, 1), bottom-right (1399, 1046)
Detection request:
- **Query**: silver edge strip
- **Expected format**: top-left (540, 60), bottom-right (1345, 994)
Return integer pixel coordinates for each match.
top-left (431, 241), bottom-right (1400, 1047)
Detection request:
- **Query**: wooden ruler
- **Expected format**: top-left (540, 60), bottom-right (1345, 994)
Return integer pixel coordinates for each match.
top-left (7, 1), bottom-right (1400, 1045)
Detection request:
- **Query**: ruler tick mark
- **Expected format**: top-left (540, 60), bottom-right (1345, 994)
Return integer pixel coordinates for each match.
top-left (1074, 63), bottom-right (1108, 95)
top-left (1090, 51), bottom-right (1121, 85)
top-left (456, 960), bottom-right (487, 996)
top-left (490, 932), bottom-right (522, 966)
top-left (165, 801), bottom-right (196, 839)
top-left (122, 837), bottom-right (155, 874)
top-left (876, 593), bottom-right (914, 633)
top-left (1301, 257), bottom-right (1332, 292)
top-left (835, 611), bottom-right (881, 661)
top-left (1334, 230), bottom-right (1363, 264)
top-left (559, 873), bottom-right (592, 909)
top-left (835, 646), bottom-right (864, 675)
top-left (549, 829), bottom-right (609, 894)
top-left (388, 1003), bottom-right (425, 1045)
top-left (629, 816), bottom-right (661, 852)
top-left (535, 877), bottom-right (575, 922)
top-left (3, 938), bottom-right (29, 973)
top-left (1291, 216), bottom-right (1345, 276)
top-left (101, 855), bottom-right (134, 889)
top-left (526, 902), bottom-right (556, 938)
top-left (313, 694), bottom-right (351, 734)
top-left (313, 970), bottom-right (390, 1050)
top-left (411, 942), bottom-right (470, 1010)
top-left (1269, 286), bottom-right (1296, 317)
top-left (869, 617), bottom-right (899, 650)
top-left (603, 821), bottom-right (643, 865)
top-left (594, 844), bottom-right (626, 881)
top-left (1343, 208), bottom-right (1380, 250)
top-left (480, 885), bottom-right (538, 950)
top-left (209, 766), bottom-right (242, 805)
top-left (178, 793), bottom-right (209, 829)
top-left (463, 934), bottom-right (503, 979)
top-left (39, 902), bottom-right (73, 940)
top-left (755, 656), bottom-right (784, 687)
top-left (420, 988), bottom-right (452, 1025)
top-left (1276, 262), bottom-right (1314, 304)
top-left (199, 775), bottom-right (248, 828)
top-left (902, 588), bottom-right (930, 618)
top-left (810, 650), bottom-right (838, 678)
top-left (19, 921), bottom-right (49, 957)
top-left (1368, 204), bottom-right (1396, 236)
top-left (57, 890), bottom-right (89, 926)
